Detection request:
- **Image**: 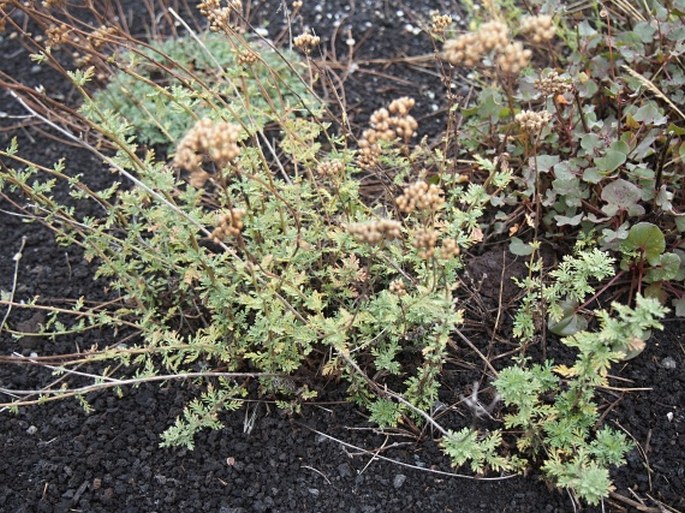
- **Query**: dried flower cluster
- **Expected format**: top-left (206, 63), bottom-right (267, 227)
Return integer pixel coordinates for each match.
top-left (317, 159), bottom-right (345, 178)
top-left (358, 97), bottom-right (418, 168)
top-left (173, 118), bottom-right (241, 187)
top-left (413, 229), bottom-right (438, 259)
top-left (515, 109), bottom-right (552, 134)
top-left (346, 219), bottom-right (402, 244)
top-left (496, 41), bottom-right (532, 75)
top-left (198, 0), bottom-right (242, 32)
top-left (430, 13), bottom-right (453, 35)
top-left (479, 20), bottom-right (510, 52)
top-left (237, 49), bottom-right (259, 66)
top-left (535, 70), bottom-right (572, 97)
top-left (443, 19), bottom-right (534, 74)
top-left (443, 20), bottom-right (508, 67)
top-left (440, 238), bottom-right (460, 259)
top-left (293, 31), bottom-right (320, 53)
top-left (88, 25), bottom-right (117, 50)
top-left (396, 180), bottom-right (444, 214)
top-left (211, 208), bottom-right (246, 242)
top-left (520, 15), bottom-right (556, 44)
top-left (389, 278), bottom-right (407, 296)
top-left (45, 24), bottom-right (70, 48)
top-left (443, 32), bottom-right (482, 67)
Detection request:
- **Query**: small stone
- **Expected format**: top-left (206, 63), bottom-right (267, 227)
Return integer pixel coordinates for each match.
top-left (393, 474), bottom-right (407, 489)
top-left (667, 412), bottom-right (674, 422)
top-left (26, 425), bottom-right (38, 435)
top-left (308, 488), bottom-right (320, 497)
top-left (660, 356), bottom-right (676, 369)
top-left (337, 463), bottom-right (352, 478)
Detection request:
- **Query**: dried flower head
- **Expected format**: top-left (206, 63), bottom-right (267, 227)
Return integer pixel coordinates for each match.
top-left (294, 32), bottom-right (320, 53)
top-left (478, 20), bottom-right (509, 52)
top-left (520, 14), bottom-right (556, 44)
top-left (534, 70), bottom-right (572, 97)
top-left (317, 159), bottom-right (345, 178)
top-left (389, 278), bottom-right (407, 296)
top-left (198, 0), bottom-right (220, 16)
top-left (237, 49), bottom-right (259, 66)
top-left (443, 32), bottom-right (483, 67)
top-left (430, 13), bottom-right (453, 35)
top-left (46, 24), bottom-right (70, 48)
top-left (88, 25), bottom-right (117, 50)
top-left (440, 238), bottom-right (460, 259)
top-left (174, 118), bottom-right (241, 186)
top-left (346, 219), bottom-right (402, 244)
top-left (497, 41), bottom-right (532, 75)
top-left (211, 208), bottom-right (246, 242)
top-left (199, 0), bottom-right (241, 32)
top-left (396, 180), bottom-right (444, 214)
top-left (443, 19), bottom-right (509, 66)
top-left (358, 98), bottom-right (418, 168)
top-left (515, 110), bottom-right (552, 134)
top-left (413, 229), bottom-right (438, 259)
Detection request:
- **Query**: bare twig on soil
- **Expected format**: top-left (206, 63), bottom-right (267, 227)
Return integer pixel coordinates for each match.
top-left (0, 235), bottom-right (26, 333)
top-left (300, 423), bottom-right (518, 481)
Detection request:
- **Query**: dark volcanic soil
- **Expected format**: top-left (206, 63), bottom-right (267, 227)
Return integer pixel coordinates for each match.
top-left (1, 2), bottom-right (684, 513)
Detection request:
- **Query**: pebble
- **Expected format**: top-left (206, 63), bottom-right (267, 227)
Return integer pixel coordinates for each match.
top-left (337, 463), bottom-right (352, 478)
top-left (393, 474), bottom-right (407, 489)
top-left (660, 356), bottom-right (677, 369)
top-left (308, 487), bottom-right (320, 497)
top-left (26, 425), bottom-right (38, 435)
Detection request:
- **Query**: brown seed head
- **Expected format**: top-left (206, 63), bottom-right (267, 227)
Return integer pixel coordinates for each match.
top-left (389, 278), bottom-right (407, 296)
top-left (515, 109), bottom-right (552, 134)
top-left (430, 13), bottom-right (453, 35)
top-left (413, 229), bottom-right (438, 259)
top-left (520, 14), bottom-right (556, 44)
top-left (174, 118), bottom-right (241, 186)
top-left (534, 70), bottom-right (572, 96)
top-left (317, 159), bottom-right (345, 178)
top-left (294, 32), bottom-right (320, 53)
top-left (395, 180), bottom-right (444, 214)
top-left (346, 219), bottom-right (402, 244)
top-left (497, 41), bottom-right (532, 75)
top-left (211, 207), bottom-right (247, 242)
top-left (440, 238), bottom-right (460, 259)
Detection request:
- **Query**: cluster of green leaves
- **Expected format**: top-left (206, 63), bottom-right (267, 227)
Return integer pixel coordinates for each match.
top-left (1, 20), bottom-right (501, 450)
top-left (441, 253), bottom-right (666, 504)
top-left (429, 0), bottom-right (676, 504)
top-left (495, 293), bottom-right (666, 505)
top-left (86, 32), bottom-right (323, 145)
top-left (452, 0), bottom-right (685, 315)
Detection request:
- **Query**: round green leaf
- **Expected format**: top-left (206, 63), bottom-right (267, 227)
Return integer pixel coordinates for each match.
top-left (645, 252), bottom-right (681, 283)
top-left (601, 179), bottom-right (641, 216)
top-left (594, 150), bottom-right (627, 172)
top-left (509, 237), bottom-right (534, 256)
top-left (624, 222), bottom-right (665, 264)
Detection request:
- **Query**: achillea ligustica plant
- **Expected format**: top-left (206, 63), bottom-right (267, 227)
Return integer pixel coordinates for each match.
top-left (0, 0), bottom-right (679, 507)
